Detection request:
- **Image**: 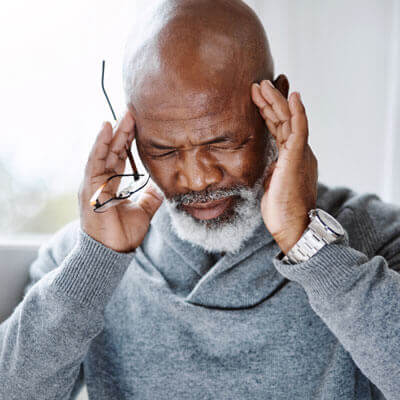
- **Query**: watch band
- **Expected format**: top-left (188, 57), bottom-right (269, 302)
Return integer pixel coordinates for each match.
top-left (281, 208), bottom-right (345, 264)
top-left (282, 226), bottom-right (326, 264)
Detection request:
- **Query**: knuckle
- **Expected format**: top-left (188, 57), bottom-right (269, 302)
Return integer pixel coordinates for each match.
top-left (261, 106), bottom-right (270, 120)
top-left (111, 147), bottom-right (126, 161)
top-left (140, 201), bottom-right (153, 219)
top-left (139, 195), bottom-right (157, 218)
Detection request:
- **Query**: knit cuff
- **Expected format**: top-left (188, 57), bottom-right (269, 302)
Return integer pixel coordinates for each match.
top-left (272, 239), bottom-right (369, 299)
top-left (50, 228), bottom-right (135, 309)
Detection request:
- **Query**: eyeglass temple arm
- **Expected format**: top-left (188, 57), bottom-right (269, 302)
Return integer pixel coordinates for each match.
top-left (101, 60), bottom-right (117, 121)
top-left (102, 60), bottom-right (140, 181)
top-left (125, 144), bottom-right (140, 181)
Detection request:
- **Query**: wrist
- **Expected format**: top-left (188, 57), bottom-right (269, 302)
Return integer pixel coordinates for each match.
top-left (81, 225), bottom-right (136, 254)
top-left (274, 217), bottom-right (309, 255)
top-left (279, 208), bottom-right (347, 264)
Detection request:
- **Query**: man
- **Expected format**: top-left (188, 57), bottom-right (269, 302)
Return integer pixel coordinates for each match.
top-left (1, 0), bottom-right (399, 399)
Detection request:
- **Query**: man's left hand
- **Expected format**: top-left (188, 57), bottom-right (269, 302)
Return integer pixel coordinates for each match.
top-left (251, 80), bottom-right (318, 255)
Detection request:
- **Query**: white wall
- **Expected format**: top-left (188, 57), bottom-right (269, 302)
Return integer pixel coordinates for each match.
top-left (0, 0), bottom-right (398, 236)
top-left (383, 0), bottom-right (400, 204)
top-left (247, 0), bottom-right (399, 204)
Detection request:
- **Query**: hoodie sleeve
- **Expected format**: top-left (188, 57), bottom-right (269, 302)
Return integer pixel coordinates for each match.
top-left (0, 221), bottom-right (135, 400)
top-left (272, 196), bottom-right (400, 400)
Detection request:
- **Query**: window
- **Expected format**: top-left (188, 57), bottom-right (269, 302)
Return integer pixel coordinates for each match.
top-left (0, 0), bottom-right (153, 239)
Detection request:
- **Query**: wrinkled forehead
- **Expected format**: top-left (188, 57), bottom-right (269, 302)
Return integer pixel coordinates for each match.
top-left (134, 84), bottom-right (254, 122)
top-left (131, 49), bottom-right (250, 121)
top-left (134, 100), bottom-right (262, 147)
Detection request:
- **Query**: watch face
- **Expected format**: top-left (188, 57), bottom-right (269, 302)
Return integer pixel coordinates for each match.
top-left (316, 209), bottom-right (345, 235)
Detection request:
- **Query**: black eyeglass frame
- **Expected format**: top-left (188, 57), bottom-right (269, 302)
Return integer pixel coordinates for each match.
top-left (90, 60), bottom-right (150, 213)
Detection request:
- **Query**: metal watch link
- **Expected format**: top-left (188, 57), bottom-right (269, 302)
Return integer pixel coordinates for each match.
top-left (281, 208), bottom-right (345, 264)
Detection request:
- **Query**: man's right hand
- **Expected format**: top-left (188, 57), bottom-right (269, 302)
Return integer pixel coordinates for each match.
top-left (78, 110), bottom-right (163, 253)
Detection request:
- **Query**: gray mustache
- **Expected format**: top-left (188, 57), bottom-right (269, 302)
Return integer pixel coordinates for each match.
top-left (170, 186), bottom-right (246, 207)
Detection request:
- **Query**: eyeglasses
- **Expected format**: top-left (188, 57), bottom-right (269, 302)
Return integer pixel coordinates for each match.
top-left (89, 60), bottom-right (150, 213)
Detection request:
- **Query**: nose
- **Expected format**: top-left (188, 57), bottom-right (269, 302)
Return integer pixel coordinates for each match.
top-left (176, 148), bottom-right (223, 192)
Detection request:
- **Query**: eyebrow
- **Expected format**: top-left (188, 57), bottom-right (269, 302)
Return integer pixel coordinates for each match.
top-left (146, 135), bottom-right (234, 150)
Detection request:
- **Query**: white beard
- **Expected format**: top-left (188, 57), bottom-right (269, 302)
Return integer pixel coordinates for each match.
top-left (153, 137), bottom-right (278, 254)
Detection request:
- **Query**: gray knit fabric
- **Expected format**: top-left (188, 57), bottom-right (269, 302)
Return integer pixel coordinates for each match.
top-left (1, 180), bottom-right (399, 399)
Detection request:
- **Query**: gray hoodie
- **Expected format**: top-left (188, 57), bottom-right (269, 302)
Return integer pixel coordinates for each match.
top-left (0, 181), bottom-right (399, 399)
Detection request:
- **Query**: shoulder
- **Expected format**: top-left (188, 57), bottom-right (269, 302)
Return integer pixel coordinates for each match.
top-left (316, 181), bottom-right (400, 268)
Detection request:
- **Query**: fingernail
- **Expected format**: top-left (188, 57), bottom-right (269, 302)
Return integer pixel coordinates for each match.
top-left (121, 110), bottom-right (133, 129)
top-left (296, 92), bottom-right (302, 101)
top-left (101, 121), bottom-right (111, 131)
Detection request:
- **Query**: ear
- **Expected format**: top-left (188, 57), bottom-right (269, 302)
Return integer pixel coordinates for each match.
top-left (273, 74), bottom-right (290, 99)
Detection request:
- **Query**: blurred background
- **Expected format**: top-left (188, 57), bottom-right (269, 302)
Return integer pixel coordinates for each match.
top-left (1, 0), bottom-right (399, 241)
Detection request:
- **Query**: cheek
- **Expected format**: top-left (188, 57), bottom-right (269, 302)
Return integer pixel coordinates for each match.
top-left (140, 155), bottom-right (178, 195)
top-left (217, 141), bottom-right (268, 185)
top-left (217, 151), bottom-right (254, 182)
top-left (221, 116), bottom-right (269, 184)
top-left (136, 146), bottom-right (163, 184)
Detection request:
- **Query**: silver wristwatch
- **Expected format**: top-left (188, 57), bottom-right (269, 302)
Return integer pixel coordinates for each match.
top-left (281, 208), bottom-right (345, 264)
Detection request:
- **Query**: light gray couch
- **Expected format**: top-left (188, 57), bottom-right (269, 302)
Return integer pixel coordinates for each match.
top-left (0, 241), bottom-right (39, 323)
top-left (0, 240), bottom-right (88, 399)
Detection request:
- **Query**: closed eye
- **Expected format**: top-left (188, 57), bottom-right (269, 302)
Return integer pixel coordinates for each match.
top-left (210, 137), bottom-right (251, 150)
top-left (149, 150), bottom-right (176, 158)
top-left (146, 136), bottom-right (252, 158)
top-left (209, 144), bottom-right (238, 151)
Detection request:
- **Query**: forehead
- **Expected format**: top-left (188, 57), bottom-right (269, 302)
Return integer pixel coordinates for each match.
top-left (135, 95), bottom-right (259, 143)
top-left (132, 59), bottom-right (248, 121)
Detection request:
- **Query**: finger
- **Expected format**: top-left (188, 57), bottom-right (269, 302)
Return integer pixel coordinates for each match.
top-left (127, 128), bottom-right (135, 145)
top-left (251, 84), bottom-right (280, 124)
top-left (136, 183), bottom-right (164, 220)
top-left (260, 80), bottom-right (291, 125)
top-left (261, 105), bottom-right (279, 125)
top-left (288, 92), bottom-right (309, 148)
top-left (105, 110), bottom-right (135, 172)
top-left (251, 83), bottom-right (266, 108)
top-left (85, 121), bottom-right (113, 179)
top-left (260, 80), bottom-right (292, 143)
top-left (264, 118), bottom-right (277, 138)
top-left (105, 111), bottom-right (135, 171)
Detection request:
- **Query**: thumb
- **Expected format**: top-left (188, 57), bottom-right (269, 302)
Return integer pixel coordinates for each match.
top-left (136, 183), bottom-right (164, 220)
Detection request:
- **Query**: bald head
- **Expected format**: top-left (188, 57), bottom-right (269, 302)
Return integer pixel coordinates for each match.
top-left (122, 0), bottom-right (274, 120)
